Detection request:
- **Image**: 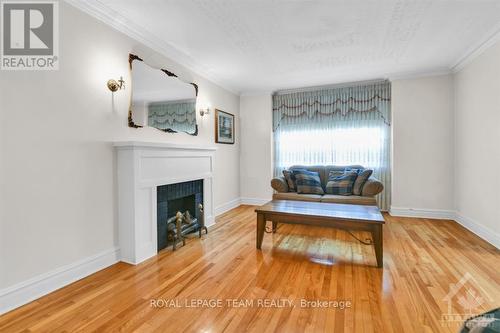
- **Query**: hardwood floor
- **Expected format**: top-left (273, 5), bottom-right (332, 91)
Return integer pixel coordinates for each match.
top-left (1, 205), bottom-right (499, 332)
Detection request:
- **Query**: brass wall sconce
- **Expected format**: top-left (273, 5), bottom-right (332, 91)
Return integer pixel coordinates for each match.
top-left (199, 107), bottom-right (210, 117)
top-left (107, 77), bottom-right (125, 92)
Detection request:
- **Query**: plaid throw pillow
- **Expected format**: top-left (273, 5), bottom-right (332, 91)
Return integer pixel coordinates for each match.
top-left (325, 170), bottom-right (358, 195)
top-left (282, 169), bottom-right (296, 192)
top-left (352, 169), bottom-right (373, 195)
top-left (294, 170), bottom-right (324, 195)
top-left (329, 169), bottom-right (345, 179)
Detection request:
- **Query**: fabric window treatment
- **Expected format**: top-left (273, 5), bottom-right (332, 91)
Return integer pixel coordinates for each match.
top-left (273, 81), bottom-right (391, 210)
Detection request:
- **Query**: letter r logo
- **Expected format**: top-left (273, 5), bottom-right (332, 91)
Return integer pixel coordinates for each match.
top-left (2, 2), bottom-right (54, 55)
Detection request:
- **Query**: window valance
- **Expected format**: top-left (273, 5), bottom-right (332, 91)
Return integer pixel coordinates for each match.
top-left (273, 81), bottom-right (391, 131)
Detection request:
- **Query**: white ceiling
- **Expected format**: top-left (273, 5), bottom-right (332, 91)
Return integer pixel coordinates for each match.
top-left (76, 0), bottom-right (500, 93)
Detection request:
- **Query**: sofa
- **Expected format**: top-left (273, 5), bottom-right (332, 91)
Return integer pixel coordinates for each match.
top-left (271, 165), bottom-right (383, 206)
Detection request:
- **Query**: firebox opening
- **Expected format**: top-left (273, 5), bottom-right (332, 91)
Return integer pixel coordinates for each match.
top-left (157, 179), bottom-right (204, 252)
top-left (167, 195), bottom-right (196, 220)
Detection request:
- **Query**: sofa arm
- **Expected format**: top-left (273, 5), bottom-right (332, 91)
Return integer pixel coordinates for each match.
top-left (361, 177), bottom-right (384, 196)
top-left (271, 177), bottom-right (289, 193)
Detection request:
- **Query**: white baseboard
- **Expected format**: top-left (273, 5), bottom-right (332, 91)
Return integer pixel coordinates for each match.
top-left (390, 206), bottom-right (499, 249)
top-left (240, 197), bottom-right (270, 206)
top-left (0, 247), bottom-right (120, 315)
top-left (455, 213), bottom-right (500, 249)
top-left (214, 198), bottom-right (242, 217)
top-left (389, 206), bottom-right (455, 220)
top-left (214, 197), bottom-right (271, 217)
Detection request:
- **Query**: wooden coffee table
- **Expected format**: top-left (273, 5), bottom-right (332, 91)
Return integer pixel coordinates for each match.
top-left (255, 200), bottom-right (385, 267)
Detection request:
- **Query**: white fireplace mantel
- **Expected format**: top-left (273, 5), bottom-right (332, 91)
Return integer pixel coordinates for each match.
top-left (114, 141), bottom-right (216, 264)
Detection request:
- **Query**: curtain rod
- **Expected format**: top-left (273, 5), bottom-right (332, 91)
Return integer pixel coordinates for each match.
top-left (273, 79), bottom-right (389, 96)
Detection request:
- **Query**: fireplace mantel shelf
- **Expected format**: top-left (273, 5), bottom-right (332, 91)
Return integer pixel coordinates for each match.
top-left (113, 141), bottom-right (217, 151)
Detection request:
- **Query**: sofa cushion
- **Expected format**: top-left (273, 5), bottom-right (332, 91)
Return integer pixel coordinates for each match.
top-left (320, 194), bottom-right (377, 206)
top-left (293, 170), bottom-right (324, 195)
top-left (282, 169), bottom-right (303, 192)
top-left (329, 169), bottom-right (345, 179)
top-left (290, 165), bottom-right (328, 186)
top-left (272, 192), bottom-right (322, 202)
top-left (282, 170), bottom-right (294, 192)
top-left (349, 169), bottom-right (373, 195)
top-left (325, 170), bottom-right (358, 195)
top-left (290, 165), bottom-right (364, 188)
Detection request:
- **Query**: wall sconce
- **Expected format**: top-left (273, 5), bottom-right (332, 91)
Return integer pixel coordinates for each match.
top-left (199, 107), bottom-right (210, 117)
top-left (107, 76), bottom-right (125, 92)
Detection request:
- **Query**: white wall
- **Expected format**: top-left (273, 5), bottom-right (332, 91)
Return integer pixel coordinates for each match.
top-left (454, 41), bottom-right (500, 248)
top-left (238, 78), bottom-right (457, 215)
top-left (391, 75), bottom-right (455, 215)
top-left (239, 94), bottom-right (273, 203)
top-left (0, 2), bottom-right (240, 290)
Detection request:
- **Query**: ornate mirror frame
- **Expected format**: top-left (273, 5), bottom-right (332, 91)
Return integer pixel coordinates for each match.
top-left (128, 53), bottom-right (199, 136)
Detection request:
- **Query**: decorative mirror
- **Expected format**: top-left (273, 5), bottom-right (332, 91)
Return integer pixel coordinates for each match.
top-left (129, 54), bottom-right (198, 135)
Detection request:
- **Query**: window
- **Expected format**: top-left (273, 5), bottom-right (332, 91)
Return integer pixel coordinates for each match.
top-left (276, 126), bottom-right (386, 170)
top-left (272, 82), bottom-right (391, 209)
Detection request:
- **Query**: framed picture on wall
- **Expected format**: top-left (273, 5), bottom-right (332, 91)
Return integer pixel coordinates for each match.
top-left (215, 109), bottom-right (235, 144)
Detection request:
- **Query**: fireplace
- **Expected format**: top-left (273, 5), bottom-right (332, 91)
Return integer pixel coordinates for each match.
top-left (157, 180), bottom-right (204, 251)
top-left (114, 141), bottom-right (216, 264)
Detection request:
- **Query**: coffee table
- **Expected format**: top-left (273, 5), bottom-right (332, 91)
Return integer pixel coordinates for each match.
top-left (255, 200), bottom-right (385, 267)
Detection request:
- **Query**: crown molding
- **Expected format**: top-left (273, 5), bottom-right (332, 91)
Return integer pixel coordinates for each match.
top-left (240, 90), bottom-right (273, 97)
top-left (273, 79), bottom-right (388, 95)
top-left (64, 0), bottom-right (240, 95)
top-left (387, 68), bottom-right (451, 81)
top-left (452, 21), bottom-right (500, 73)
top-left (65, 0), bottom-right (500, 93)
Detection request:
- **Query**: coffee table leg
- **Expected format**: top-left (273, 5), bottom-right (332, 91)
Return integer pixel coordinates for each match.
top-left (272, 221), bottom-right (277, 233)
top-left (256, 213), bottom-right (265, 249)
top-left (372, 225), bottom-right (383, 268)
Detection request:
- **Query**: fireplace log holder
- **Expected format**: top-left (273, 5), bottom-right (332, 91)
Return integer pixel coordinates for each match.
top-left (166, 204), bottom-right (208, 250)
